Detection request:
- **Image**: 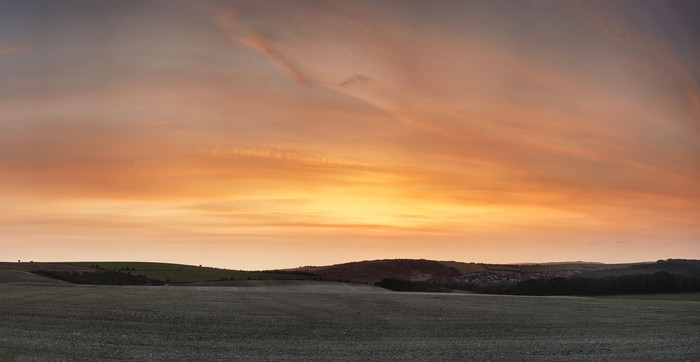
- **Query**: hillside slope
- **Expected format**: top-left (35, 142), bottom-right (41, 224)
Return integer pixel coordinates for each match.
top-left (293, 259), bottom-right (461, 281)
top-left (288, 259), bottom-right (689, 283)
top-left (0, 269), bottom-right (69, 285)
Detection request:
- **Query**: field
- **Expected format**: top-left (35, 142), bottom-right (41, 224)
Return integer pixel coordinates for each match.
top-left (596, 292), bottom-right (700, 302)
top-left (1, 282), bottom-right (698, 361)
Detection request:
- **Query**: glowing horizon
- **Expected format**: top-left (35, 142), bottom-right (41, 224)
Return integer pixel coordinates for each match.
top-left (1, 1), bottom-right (699, 270)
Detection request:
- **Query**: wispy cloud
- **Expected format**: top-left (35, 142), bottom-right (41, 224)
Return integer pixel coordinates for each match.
top-left (215, 7), bottom-right (308, 84)
top-left (1, 1), bottom-right (699, 268)
top-left (235, 32), bottom-right (309, 84)
top-left (180, 145), bottom-right (375, 169)
top-left (339, 74), bottom-right (373, 87)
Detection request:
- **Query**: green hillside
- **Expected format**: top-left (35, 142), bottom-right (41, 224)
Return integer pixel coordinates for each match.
top-left (69, 262), bottom-right (320, 283)
top-left (596, 293), bottom-right (700, 302)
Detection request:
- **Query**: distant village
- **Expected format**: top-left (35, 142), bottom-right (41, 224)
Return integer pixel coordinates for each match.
top-left (458, 270), bottom-right (582, 285)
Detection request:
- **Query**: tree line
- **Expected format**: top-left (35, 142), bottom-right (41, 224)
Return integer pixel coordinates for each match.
top-left (480, 271), bottom-right (700, 296)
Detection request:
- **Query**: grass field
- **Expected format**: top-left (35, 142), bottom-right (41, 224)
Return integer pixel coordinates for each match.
top-left (1, 283), bottom-right (698, 361)
top-left (596, 292), bottom-right (700, 302)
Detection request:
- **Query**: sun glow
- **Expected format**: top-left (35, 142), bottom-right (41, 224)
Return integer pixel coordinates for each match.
top-left (1, 0), bottom-right (698, 269)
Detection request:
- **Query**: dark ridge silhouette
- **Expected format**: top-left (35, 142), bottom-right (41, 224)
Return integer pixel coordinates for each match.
top-left (293, 259), bottom-right (461, 281)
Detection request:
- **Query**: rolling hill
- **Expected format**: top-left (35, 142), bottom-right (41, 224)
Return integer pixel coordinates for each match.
top-left (290, 259), bottom-right (461, 282)
top-left (0, 261), bottom-right (334, 284)
top-left (3, 259), bottom-right (698, 292)
top-left (286, 259), bottom-right (641, 282)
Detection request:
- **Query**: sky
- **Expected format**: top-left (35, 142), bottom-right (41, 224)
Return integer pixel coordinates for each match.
top-left (1, 0), bottom-right (699, 270)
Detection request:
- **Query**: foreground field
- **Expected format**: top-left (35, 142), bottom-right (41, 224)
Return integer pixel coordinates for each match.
top-left (596, 292), bottom-right (700, 302)
top-left (1, 283), bottom-right (698, 361)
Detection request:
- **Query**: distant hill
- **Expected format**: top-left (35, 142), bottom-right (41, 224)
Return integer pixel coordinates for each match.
top-left (2, 259), bottom-right (698, 292)
top-left (0, 262), bottom-right (96, 274)
top-left (66, 262), bottom-right (332, 284)
top-left (292, 259), bottom-right (461, 282)
top-left (0, 261), bottom-right (336, 284)
top-left (287, 259), bottom-right (644, 282)
top-left (579, 259), bottom-right (700, 278)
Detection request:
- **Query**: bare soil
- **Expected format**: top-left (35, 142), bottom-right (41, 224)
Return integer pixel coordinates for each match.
top-left (0, 284), bottom-right (698, 361)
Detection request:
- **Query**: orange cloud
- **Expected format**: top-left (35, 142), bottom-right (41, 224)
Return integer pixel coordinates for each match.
top-left (1, 1), bottom-right (699, 268)
top-left (236, 32), bottom-right (309, 84)
top-left (215, 7), bottom-right (308, 84)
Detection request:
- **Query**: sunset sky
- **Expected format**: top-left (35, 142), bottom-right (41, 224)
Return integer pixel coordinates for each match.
top-left (1, 0), bottom-right (699, 270)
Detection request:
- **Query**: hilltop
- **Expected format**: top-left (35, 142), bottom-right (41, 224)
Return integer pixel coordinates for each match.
top-left (286, 258), bottom-right (700, 294)
top-left (2, 259), bottom-right (699, 295)
top-left (0, 261), bottom-right (347, 285)
top-left (288, 259), bottom-right (461, 282)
